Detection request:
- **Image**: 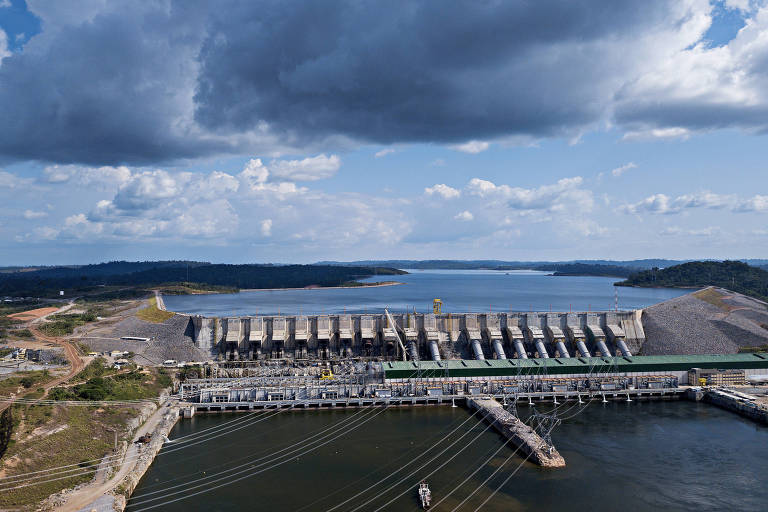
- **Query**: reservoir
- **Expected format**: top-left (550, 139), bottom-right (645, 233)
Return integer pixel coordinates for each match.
top-left (162, 270), bottom-right (688, 316)
top-left (127, 401), bottom-right (768, 511)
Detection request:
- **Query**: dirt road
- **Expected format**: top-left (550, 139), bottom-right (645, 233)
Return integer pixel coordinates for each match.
top-left (0, 304), bottom-right (87, 412)
top-left (56, 402), bottom-right (174, 512)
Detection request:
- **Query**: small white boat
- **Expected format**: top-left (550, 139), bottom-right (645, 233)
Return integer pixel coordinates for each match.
top-left (418, 480), bottom-right (432, 509)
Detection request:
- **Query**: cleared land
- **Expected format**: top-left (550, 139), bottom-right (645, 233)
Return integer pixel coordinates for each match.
top-left (8, 307), bottom-right (60, 321)
top-left (641, 287), bottom-right (768, 355)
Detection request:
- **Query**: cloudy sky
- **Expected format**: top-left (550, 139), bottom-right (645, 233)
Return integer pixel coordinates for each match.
top-left (1, 0), bottom-right (767, 265)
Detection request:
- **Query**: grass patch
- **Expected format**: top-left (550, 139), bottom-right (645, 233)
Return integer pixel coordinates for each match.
top-left (0, 404), bottom-right (135, 508)
top-left (738, 344), bottom-right (768, 353)
top-left (37, 304), bottom-right (111, 337)
top-left (49, 359), bottom-right (171, 402)
top-left (12, 328), bottom-right (33, 339)
top-left (693, 288), bottom-right (732, 312)
top-left (0, 370), bottom-right (54, 396)
top-left (136, 297), bottom-right (174, 323)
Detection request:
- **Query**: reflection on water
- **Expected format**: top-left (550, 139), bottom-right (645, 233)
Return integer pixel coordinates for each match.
top-left (127, 401), bottom-right (768, 512)
top-left (162, 270), bottom-right (689, 316)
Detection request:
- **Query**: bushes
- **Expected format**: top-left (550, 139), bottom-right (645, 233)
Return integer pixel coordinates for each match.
top-left (50, 369), bottom-right (167, 402)
top-left (38, 309), bottom-right (101, 336)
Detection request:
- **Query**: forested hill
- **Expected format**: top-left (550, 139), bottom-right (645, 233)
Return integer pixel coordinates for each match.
top-left (0, 262), bottom-right (406, 297)
top-left (533, 263), bottom-right (635, 278)
top-left (616, 261), bottom-right (768, 301)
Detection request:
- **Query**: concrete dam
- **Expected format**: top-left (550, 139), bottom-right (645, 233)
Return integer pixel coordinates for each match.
top-left (190, 310), bottom-right (645, 361)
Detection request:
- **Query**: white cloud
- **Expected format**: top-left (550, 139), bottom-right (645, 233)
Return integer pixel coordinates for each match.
top-left (0, 0), bottom-right (11, 8)
top-left (465, 176), bottom-right (591, 211)
top-left (0, 28), bottom-right (10, 65)
top-left (0, 170), bottom-right (33, 189)
top-left (269, 154), bottom-right (340, 181)
top-left (660, 226), bottom-right (720, 237)
top-left (42, 165), bottom-right (132, 188)
top-left (260, 219), bottom-right (273, 237)
top-left (239, 158), bottom-right (269, 185)
top-left (429, 158), bottom-right (446, 167)
top-left (454, 210), bottom-right (474, 221)
top-left (623, 191), bottom-right (742, 215)
top-left (23, 209), bottom-right (48, 219)
top-left (450, 140), bottom-right (490, 154)
top-left (374, 148), bottom-right (396, 158)
top-left (735, 195), bottom-right (768, 212)
top-left (424, 184), bottom-right (460, 199)
top-left (611, 162), bottom-right (637, 177)
top-left (725, 0), bottom-right (751, 12)
top-left (622, 127), bottom-right (691, 141)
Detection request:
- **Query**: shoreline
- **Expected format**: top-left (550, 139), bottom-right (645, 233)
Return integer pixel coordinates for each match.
top-left (238, 281), bottom-right (405, 292)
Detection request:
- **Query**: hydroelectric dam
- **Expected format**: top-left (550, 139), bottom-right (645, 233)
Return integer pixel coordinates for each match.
top-left (171, 306), bottom-right (768, 467)
top-left (190, 310), bottom-right (646, 361)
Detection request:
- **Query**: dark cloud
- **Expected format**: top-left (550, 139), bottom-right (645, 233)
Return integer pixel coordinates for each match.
top-left (0, 1), bottom-right (218, 165)
top-left (3, 0), bottom-right (762, 166)
top-left (194, 0), bottom-right (674, 144)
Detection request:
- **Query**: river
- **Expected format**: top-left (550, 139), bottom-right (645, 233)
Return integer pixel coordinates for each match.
top-left (126, 401), bottom-right (768, 511)
top-left (161, 270), bottom-right (688, 316)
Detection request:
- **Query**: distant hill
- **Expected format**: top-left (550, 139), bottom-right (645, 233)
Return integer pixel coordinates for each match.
top-left (316, 259), bottom-right (689, 270)
top-left (0, 261), bottom-right (406, 297)
top-left (532, 263), bottom-right (635, 278)
top-left (617, 260), bottom-right (768, 302)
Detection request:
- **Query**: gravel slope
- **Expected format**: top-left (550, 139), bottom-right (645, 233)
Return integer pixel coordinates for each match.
top-left (641, 287), bottom-right (768, 355)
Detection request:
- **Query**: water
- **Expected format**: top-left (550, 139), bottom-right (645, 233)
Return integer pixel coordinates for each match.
top-left (162, 270), bottom-right (689, 316)
top-left (127, 401), bottom-right (768, 511)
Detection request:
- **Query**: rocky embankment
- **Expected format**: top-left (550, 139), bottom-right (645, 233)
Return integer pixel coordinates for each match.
top-left (83, 314), bottom-right (209, 365)
top-left (641, 287), bottom-right (768, 355)
top-left (468, 397), bottom-right (565, 468)
top-left (113, 407), bottom-right (180, 510)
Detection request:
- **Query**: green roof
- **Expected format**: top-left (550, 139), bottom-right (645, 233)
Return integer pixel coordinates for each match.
top-left (382, 353), bottom-right (768, 379)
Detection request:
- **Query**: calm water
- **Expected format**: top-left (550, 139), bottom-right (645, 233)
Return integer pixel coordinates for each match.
top-left (127, 402), bottom-right (768, 511)
top-left (162, 270), bottom-right (688, 316)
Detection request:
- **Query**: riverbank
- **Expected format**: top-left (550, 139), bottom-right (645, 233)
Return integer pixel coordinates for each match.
top-left (239, 281), bottom-right (404, 292)
top-left (49, 400), bottom-right (180, 512)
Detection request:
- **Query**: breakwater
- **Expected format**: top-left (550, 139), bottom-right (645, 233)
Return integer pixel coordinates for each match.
top-left (704, 388), bottom-right (768, 425)
top-left (467, 397), bottom-right (565, 467)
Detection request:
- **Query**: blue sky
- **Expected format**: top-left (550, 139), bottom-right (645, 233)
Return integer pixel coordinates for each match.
top-left (1, 0), bottom-right (768, 265)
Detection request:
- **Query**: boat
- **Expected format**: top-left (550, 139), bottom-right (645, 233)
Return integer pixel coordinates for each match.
top-left (418, 480), bottom-right (432, 509)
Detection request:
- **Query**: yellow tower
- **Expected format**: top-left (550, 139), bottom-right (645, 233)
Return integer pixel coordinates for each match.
top-left (433, 299), bottom-right (442, 315)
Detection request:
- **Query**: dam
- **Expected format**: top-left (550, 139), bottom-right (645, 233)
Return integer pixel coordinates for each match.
top-left (190, 310), bottom-right (646, 361)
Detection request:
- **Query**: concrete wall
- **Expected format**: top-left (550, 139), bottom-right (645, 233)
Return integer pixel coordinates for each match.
top-left (189, 311), bottom-right (645, 361)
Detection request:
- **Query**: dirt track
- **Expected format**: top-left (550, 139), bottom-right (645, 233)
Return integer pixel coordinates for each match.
top-left (0, 305), bottom-right (87, 412)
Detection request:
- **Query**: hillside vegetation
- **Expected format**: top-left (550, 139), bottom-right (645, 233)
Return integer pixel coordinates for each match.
top-left (0, 261), bottom-right (406, 297)
top-left (617, 260), bottom-right (768, 302)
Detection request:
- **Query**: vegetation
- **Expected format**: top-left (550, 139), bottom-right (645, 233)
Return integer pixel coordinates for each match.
top-left (0, 260), bottom-right (406, 297)
top-left (49, 360), bottom-right (171, 401)
top-left (156, 282), bottom-right (239, 294)
top-left (617, 261), bottom-right (768, 302)
top-left (38, 310), bottom-right (98, 336)
top-left (0, 408), bottom-right (12, 459)
top-left (0, 404), bottom-right (134, 508)
top-left (319, 258), bottom-right (690, 270)
top-left (136, 296), bottom-right (175, 323)
top-left (533, 263), bottom-right (635, 278)
top-left (0, 370), bottom-right (53, 396)
top-left (739, 344), bottom-right (768, 353)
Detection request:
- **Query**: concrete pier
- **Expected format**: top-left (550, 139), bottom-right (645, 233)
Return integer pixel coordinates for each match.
top-left (704, 388), bottom-right (768, 425)
top-left (467, 397), bottom-right (566, 468)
